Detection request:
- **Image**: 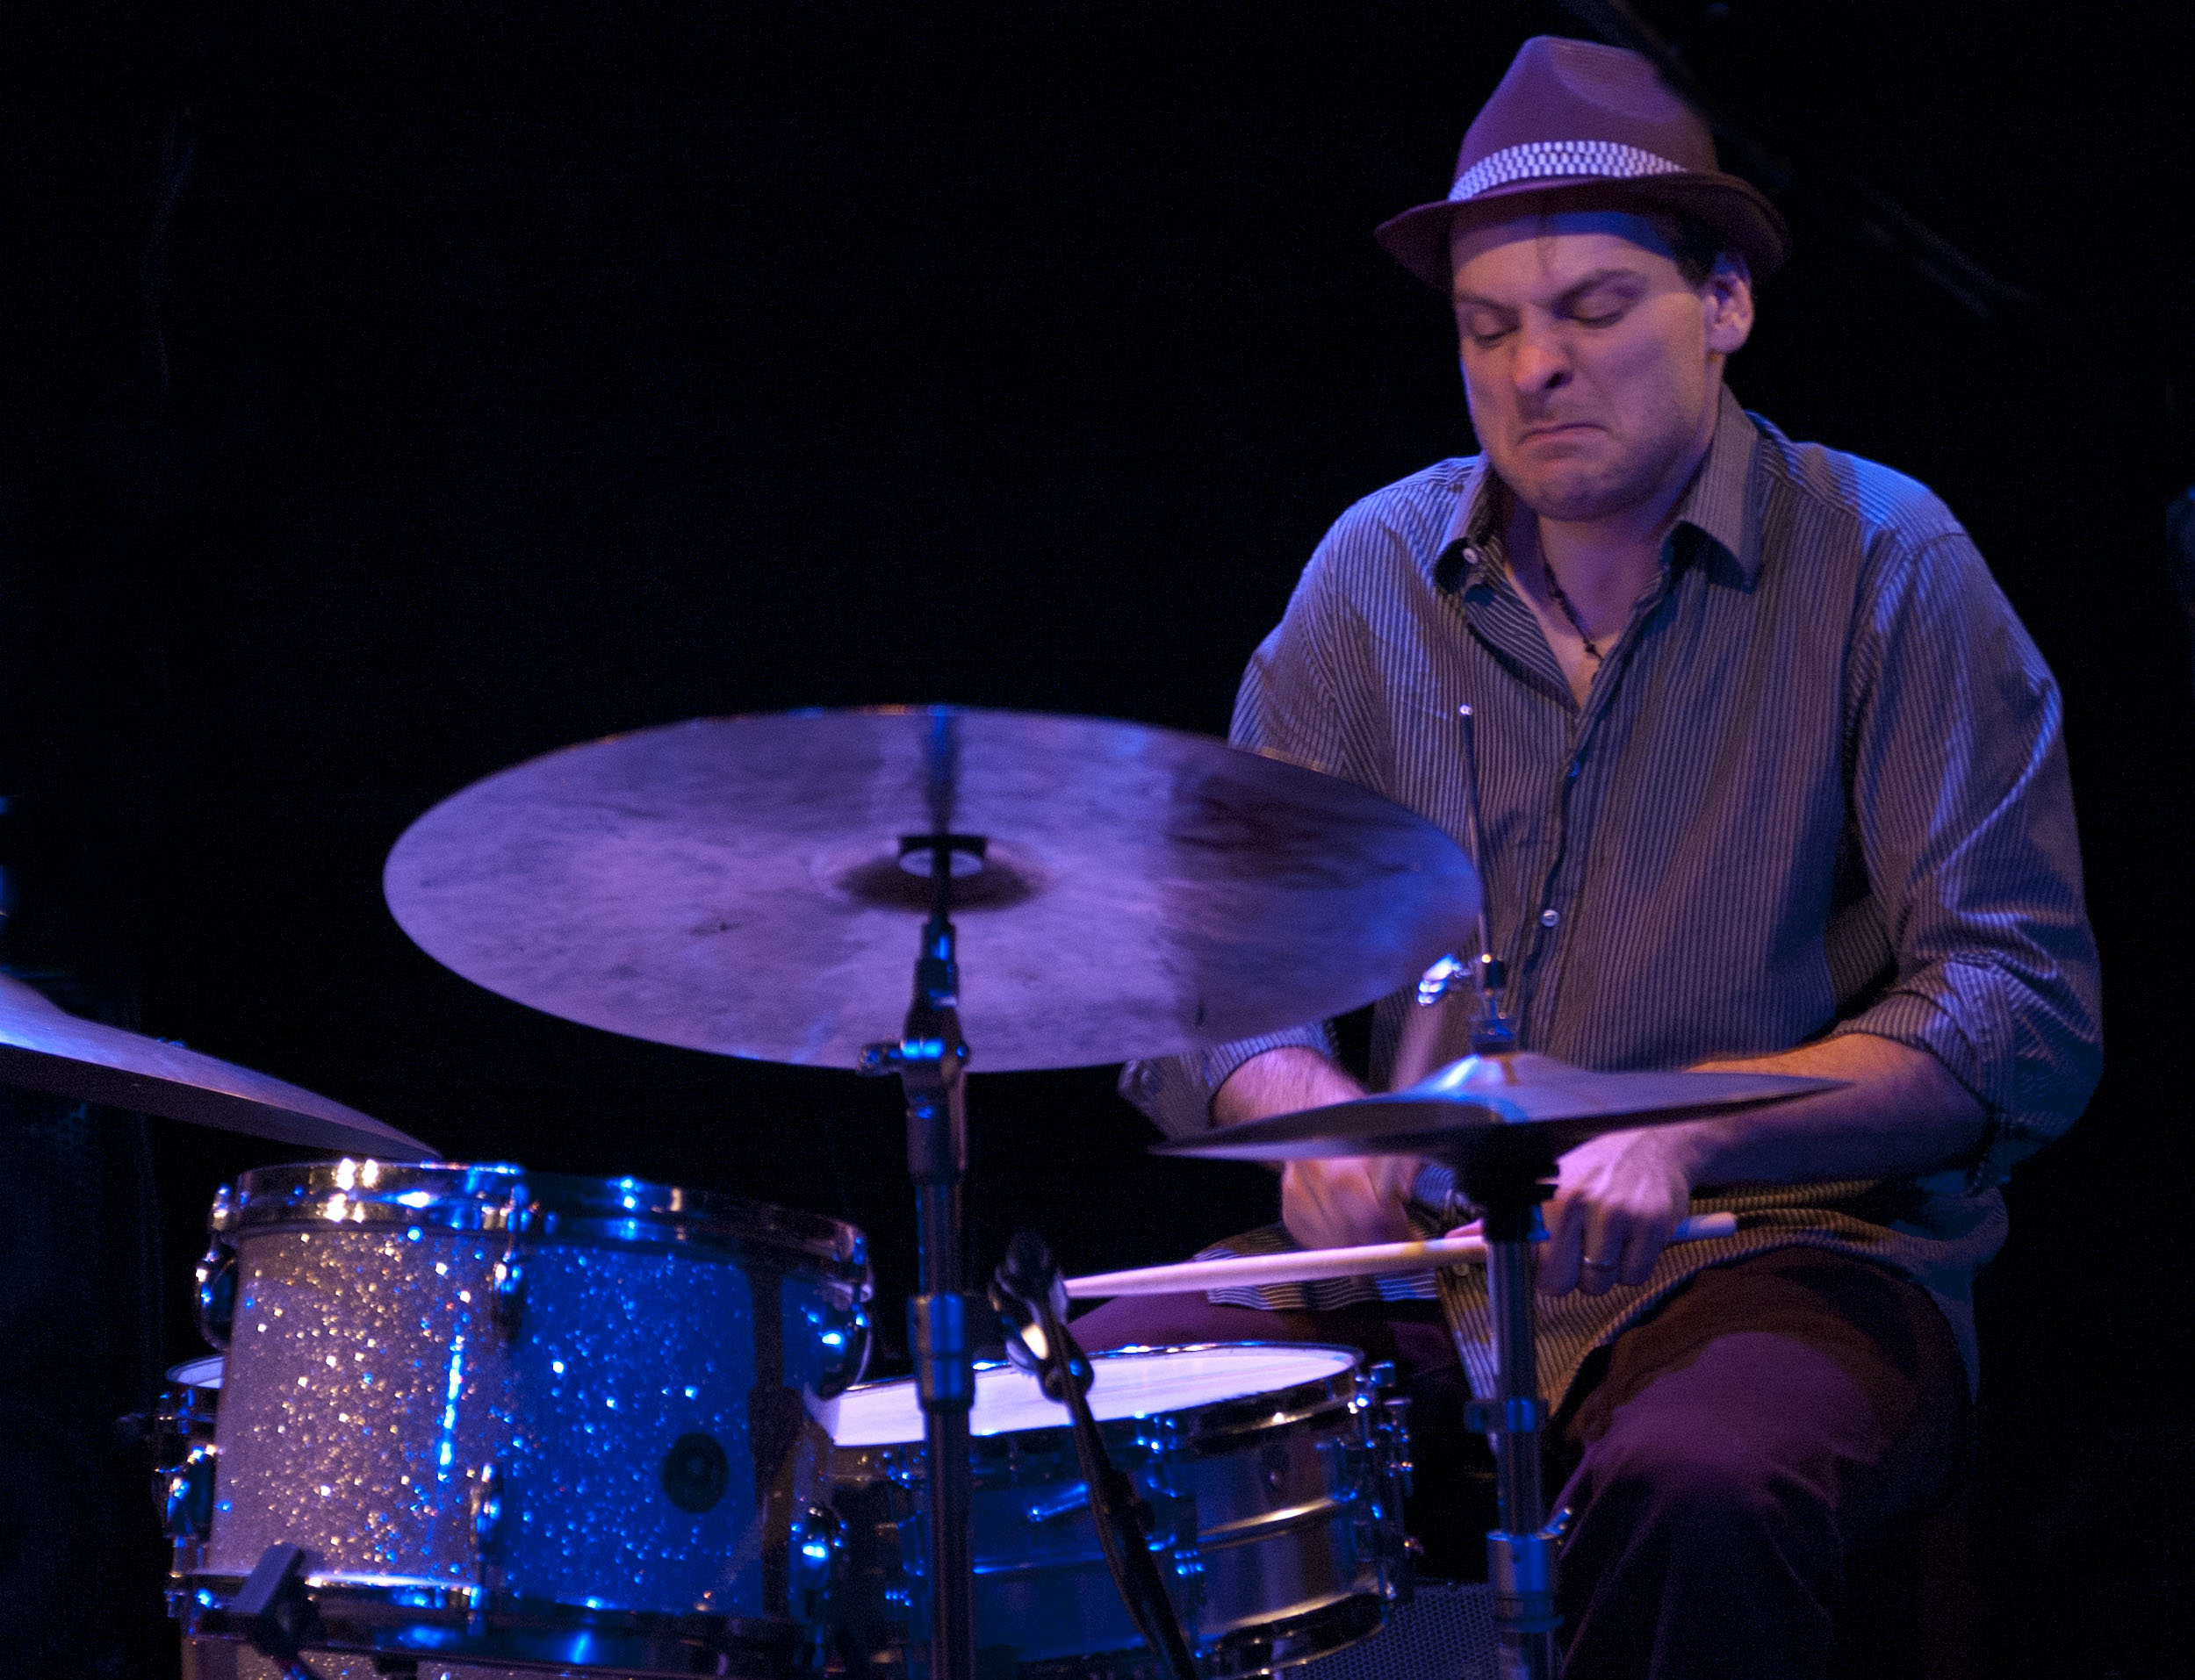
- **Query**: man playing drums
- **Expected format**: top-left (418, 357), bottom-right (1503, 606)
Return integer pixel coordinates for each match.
top-left (1083, 36), bottom-right (2100, 1678)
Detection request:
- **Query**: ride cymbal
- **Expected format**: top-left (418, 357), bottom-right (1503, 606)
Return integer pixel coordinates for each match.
top-left (384, 707), bottom-right (1479, 1072)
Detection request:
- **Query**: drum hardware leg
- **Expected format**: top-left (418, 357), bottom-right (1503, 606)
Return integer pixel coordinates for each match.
top-left (858, 711), bottom-right (983, 1680)
top-left (1444, 1138), bottom-right (1565, 1680)
top-left (228, 1542), bottom-right (327, 1680)
top-left (991, 1230), bottom-right (1199, 1680)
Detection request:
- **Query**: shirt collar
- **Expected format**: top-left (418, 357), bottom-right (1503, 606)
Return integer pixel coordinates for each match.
top-left (1435, 383), bottom-right (1762, 592)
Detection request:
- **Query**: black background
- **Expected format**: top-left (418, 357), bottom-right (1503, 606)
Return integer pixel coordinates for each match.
top-left (4, 2), bottom-right (2189, 1674)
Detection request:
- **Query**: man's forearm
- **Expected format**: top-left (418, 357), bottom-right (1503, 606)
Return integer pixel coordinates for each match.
top-left (1212, 1045), bottom-right (1365, 1128)
top-left (1680, 1032), bottom-right (1988, 1188)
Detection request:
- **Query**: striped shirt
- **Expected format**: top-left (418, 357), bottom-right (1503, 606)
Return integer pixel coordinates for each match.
top-left (1119, 385), bottom-right (2101, 1403)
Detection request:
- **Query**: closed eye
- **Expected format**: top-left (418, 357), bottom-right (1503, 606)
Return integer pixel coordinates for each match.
top-left (1457, 309), bottom-right (1515, 348)
top-left (1558, 275), bottom-right (1648, 328)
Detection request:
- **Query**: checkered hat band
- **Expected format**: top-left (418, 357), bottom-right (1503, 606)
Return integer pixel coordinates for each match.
top-left (1448, 140), bottom-right (1688, 202)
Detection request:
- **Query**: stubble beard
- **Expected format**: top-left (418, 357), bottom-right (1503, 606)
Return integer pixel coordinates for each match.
top-left (1499, 445), bottom-right (1664, 525)
top-left (1493, 410), bottom-right (1700, 527)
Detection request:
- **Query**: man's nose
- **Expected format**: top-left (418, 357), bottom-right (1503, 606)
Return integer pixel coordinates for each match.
top-left (1512, 319), bottom-right (1571, 393)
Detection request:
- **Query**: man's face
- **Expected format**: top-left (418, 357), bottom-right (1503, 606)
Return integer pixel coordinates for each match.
top-left (1450, 208), bottom-right (1752, 524)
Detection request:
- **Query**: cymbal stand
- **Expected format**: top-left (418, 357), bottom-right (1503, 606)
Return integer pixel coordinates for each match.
top-left (857, 712), bottom-right (982, 1680)
top-left (1446, 1133), bottom-right (1566, 1680)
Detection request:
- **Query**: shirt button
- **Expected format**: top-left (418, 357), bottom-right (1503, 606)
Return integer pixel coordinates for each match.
top-left (1540, 908), bottom-right (1561, 927)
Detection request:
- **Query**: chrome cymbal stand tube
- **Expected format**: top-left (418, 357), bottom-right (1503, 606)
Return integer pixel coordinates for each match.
top-left (859, 711), bottom-right (981, 1680)
top-left (1449, 1136), bottom-right (1567, 1680)
top-left (1454, 702), bottom-right (1560, 1676)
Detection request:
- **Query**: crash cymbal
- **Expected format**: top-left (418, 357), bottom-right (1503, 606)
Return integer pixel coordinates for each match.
top-left (1155, 1051), bottom-right (1842, 1163)
top-left (384, 707), bottom-right (1479, 1072)
top-left (0, 976), bottom-right (437, 1159)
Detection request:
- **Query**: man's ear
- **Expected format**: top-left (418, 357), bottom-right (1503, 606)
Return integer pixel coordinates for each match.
top-left (1704, 252), bottom-right (1754, 356)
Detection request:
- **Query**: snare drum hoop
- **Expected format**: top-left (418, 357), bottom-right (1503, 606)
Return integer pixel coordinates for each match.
top-left (221, 1159), bottom-right (870, 1292)
top-left (837, 1341), bottom-right (1367, 1466)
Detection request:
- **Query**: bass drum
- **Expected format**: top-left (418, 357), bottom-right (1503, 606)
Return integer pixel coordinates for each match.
top-left (830, 1343), bottom-right (1413, 1680)
top-left (183, 1159), bottom-right (871, 1677)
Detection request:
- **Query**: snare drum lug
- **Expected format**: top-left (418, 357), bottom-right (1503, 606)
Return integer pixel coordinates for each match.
top-left (1381, 1396), bottom-right (1415, 1498)
top-left (196, 1185), bottom-right (238, 1349)
top-left (491, 1248), bottom-right (527, 1339)
top-left (194, 1241), bottom-right (236, 1351)
top-left (162, 1443), bottom-right (218, 1540)
top-left (470, 1461), bottom-right (507, 1560)
top-left (491, 1187), bottom-right (530, 1340)
top-left (790, 1501), bottom-right (846, 1625)
top-left (1169, 1540), bottom-right (1205, 1588)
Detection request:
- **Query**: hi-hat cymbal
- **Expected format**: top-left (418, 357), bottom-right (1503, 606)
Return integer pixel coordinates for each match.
top-left (0, 978), bottom-right (437, 1159)
top-left (383, 707), bottom-right (1479, 1072)
top-left (1155, 1051), bottom-right (1842, 1163)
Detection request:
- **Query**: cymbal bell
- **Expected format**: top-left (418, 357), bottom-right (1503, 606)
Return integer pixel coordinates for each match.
top-left (0, 977), bottom-right (437, 1159)
top-left (1155, 1051), bottom-right (1842, 1163)
top-left (384, 707), bottom-right (1480, 1072)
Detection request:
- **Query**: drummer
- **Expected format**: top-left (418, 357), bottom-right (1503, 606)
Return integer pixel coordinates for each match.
top-left (1078, 37), bottom-right (2099, 1678)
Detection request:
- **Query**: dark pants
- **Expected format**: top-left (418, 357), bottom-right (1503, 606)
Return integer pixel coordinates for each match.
top-left (1071, 1247), bottom-right (1972, 1680)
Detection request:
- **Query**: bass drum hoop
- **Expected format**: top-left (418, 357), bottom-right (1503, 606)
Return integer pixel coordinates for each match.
top-left (220, 1159), bottom-right (870, 1291)
top-left (180, 1572), bottom-right (817, 1677)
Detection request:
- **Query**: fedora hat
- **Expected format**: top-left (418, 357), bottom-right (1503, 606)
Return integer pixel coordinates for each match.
top-left (1375, 35), bottom-right (1789, 288)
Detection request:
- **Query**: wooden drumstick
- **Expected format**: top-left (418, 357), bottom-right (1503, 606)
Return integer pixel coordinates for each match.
top-left (1062, 1211), bottom-right (1739, 1299)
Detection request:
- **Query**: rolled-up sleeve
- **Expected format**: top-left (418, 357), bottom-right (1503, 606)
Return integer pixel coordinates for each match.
top-left (1117, 541), bottom-right (1366, 1136)
top-left (1827, 528), bottom-right (2103, 1188)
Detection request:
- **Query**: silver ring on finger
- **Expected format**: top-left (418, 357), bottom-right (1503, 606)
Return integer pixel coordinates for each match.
top-left (1580, 1256), bottom-right (1619, 1273)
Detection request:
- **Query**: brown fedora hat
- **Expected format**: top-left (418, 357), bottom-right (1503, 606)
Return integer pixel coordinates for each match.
top-left (1375, 36), bottom-right (1790, 289)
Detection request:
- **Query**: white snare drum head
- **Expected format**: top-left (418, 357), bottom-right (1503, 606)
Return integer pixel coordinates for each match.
top-left (830, 1342), bottom-right (1358, 1447)
top-left (167, 1355), bottom-right (225, 1390)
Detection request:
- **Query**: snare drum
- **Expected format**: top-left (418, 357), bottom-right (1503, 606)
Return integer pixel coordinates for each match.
top-left (830, 1343), bottom-right (1413, 1679)
top-left (182, 1160), bottom-right (871, 1676)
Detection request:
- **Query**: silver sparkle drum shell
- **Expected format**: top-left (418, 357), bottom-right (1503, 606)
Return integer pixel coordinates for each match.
top-left (829, 1344), bottom-right (1413, 1678)
top-left (187, 1160), bottom-right (871, 1676)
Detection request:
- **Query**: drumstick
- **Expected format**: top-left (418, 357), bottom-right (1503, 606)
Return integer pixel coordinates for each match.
top-left (1062, 1212), bottom-right (1740, 1299)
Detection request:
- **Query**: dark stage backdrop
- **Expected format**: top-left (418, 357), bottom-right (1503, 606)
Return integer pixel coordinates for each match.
top-left (4, 2), bottom-right (2188, 1676)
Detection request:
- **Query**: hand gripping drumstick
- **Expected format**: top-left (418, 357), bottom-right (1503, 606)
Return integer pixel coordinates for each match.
top-left (1062, 1212), bottom-right (1739, 1299)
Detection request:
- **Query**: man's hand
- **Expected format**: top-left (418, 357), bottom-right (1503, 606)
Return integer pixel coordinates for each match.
top-left (1534, 1032), bottom-right (1987, 1297)
top-left (1538, 1123), bottom-right (1709, 1296)
top-left (1283, 1155), bottom-right (1423, 1249)
top-left (1212, 1046), bottom-right (1423, 1250)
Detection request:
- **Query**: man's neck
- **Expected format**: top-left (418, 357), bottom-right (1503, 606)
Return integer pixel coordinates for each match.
top-left (1515, 398), bottom-right (1721, 628)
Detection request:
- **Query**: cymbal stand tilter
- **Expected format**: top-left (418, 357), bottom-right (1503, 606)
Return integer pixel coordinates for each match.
top-left (857, 711), bottom-right (982, 1680)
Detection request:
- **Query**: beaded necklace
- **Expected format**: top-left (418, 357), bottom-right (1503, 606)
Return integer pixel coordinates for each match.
top-left (1542, 564), bottom-right (1603, 661)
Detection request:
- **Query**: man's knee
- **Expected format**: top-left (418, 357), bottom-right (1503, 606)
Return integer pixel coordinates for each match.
top-left (1575, 1421), bottom-right (1839, 1574)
